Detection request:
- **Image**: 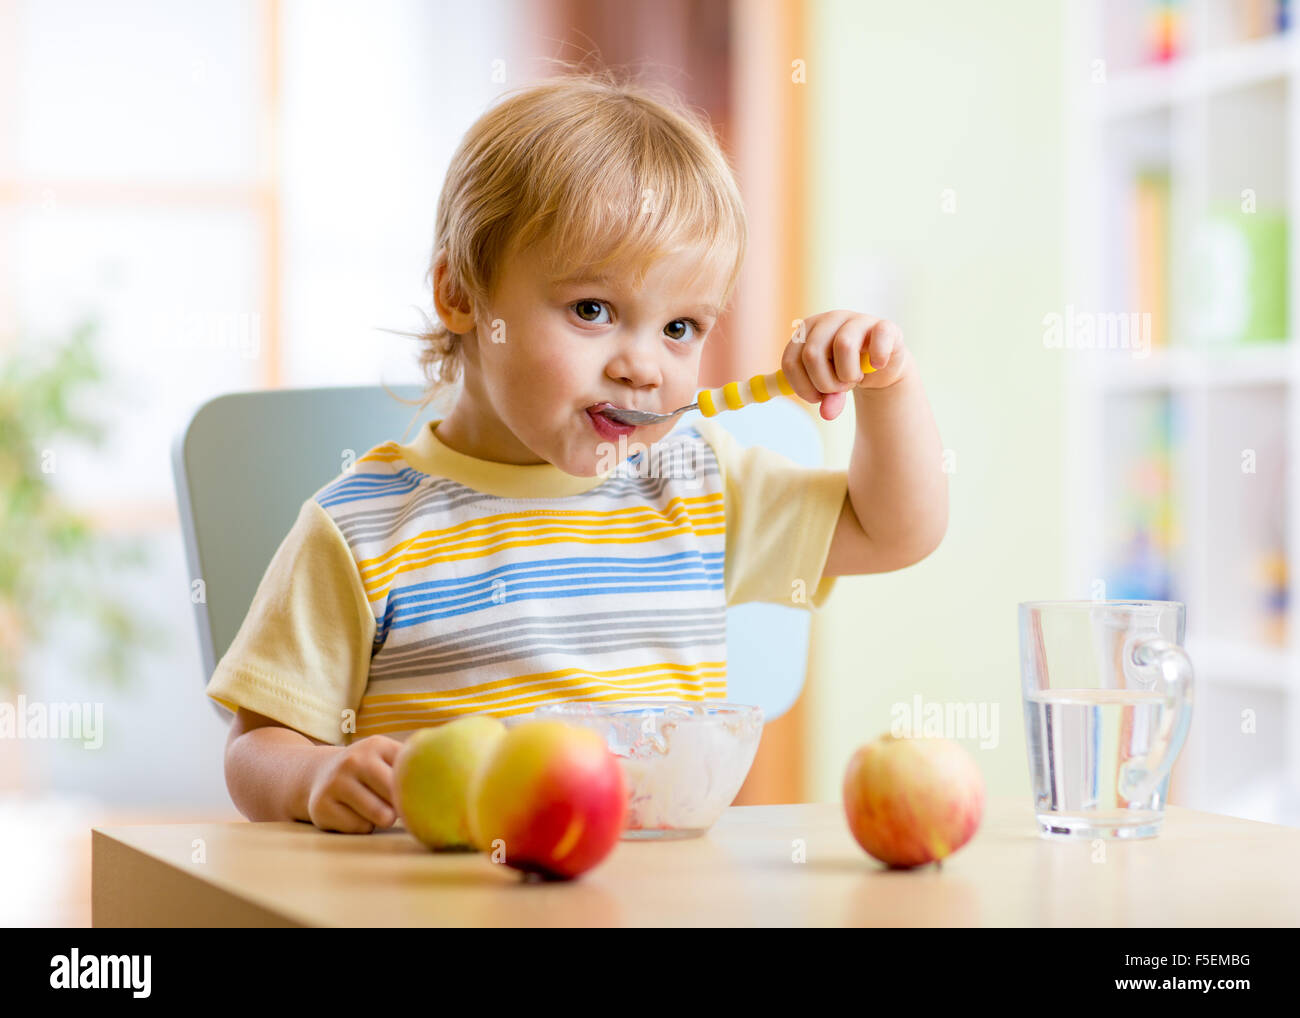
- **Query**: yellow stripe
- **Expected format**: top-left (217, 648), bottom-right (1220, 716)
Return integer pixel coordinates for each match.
top-left (354, 443), bottom-right (404, 465)
top-left (359, 685), bottom-right (729, 730)
top-left (355, 685), bottom-right (730, 736)
top-left (363, 523), bottom-right (728, 604)
top-left (360, 509), bottom-right (724, 587)
top-left (356, 685), bottom-right (729, 736)
top-left (357, 497), bottom-right (724, 576)
top-left (360, 688), bottom-right (730, 730)
top-left (359, 514), bottom-right (726, 598)
top-left (749, 373), bottom-right (771, 403)
top-left (358, 497), bottom-right (724, 599)
top-left (776, 371), bottom-right (795, 396)
top-left (362, 659), bottom-right (727, 705)
top-left (362, 672), bottom-right (728, 719)
top-left (354, 667), bottom-right (729, 734)
top-left (721, 381), bottom-right (743, 411)
top-left (364, 665), bottom-right (733, 712)
top-left (697, 388), bottom-right (717, 416)
top-left (360, 496), bottom-right (723, 576)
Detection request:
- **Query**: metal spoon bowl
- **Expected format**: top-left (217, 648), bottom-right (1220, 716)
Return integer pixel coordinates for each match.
top-left (602, 402), bottom-right (699, 426)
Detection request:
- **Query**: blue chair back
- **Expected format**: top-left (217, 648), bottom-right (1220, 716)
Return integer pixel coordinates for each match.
top-left (685, 400), bottom-right (826, 722)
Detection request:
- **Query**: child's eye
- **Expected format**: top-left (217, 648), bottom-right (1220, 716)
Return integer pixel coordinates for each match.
top-left (572, 299), bottom-right (611, 324)
top-left (571, 300), bottom-right (702, 343)
top-left (665, 319), bottom-right (703, 343)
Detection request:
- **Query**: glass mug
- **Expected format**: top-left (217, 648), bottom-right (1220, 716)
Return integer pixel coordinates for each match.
top-left (1019, 600), bottom-right (1194, 839)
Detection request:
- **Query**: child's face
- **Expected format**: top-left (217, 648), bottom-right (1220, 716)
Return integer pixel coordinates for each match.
top-left (440, 238), bottom-right (728, 474)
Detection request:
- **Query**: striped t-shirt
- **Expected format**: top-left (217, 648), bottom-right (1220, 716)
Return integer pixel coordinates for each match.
top-left (205, 411), bottom-right (848, 745)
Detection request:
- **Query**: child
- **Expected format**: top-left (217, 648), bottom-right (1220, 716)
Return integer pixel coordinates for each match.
top-left (209, 71), bottom-right (947, 834)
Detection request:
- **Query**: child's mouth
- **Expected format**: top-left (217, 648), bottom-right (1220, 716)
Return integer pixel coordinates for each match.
top-left (586, 404), bottom-right (638, 439)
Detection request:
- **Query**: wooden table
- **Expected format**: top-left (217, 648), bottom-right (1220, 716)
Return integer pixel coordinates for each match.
top-left (91, 797), bottom-right (1300, 926)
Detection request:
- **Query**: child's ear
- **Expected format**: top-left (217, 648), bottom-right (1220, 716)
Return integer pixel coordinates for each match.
top-left (432, 251), bottom-right (477, 334)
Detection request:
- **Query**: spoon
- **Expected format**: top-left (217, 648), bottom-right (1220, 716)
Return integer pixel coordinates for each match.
top-left (602, 347), bottom-right (877, 425)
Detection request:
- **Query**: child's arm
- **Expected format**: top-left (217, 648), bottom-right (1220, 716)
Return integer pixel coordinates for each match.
top-left (781, 312), bottom-right (948, 575)
top-left (841, 358), bottom-right (947, 569)
top-left (224, 707), bottom-right (403, 833)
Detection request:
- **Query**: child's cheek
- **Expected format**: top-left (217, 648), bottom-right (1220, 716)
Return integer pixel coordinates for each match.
top-left (524, 352), bottom-right (575, 402)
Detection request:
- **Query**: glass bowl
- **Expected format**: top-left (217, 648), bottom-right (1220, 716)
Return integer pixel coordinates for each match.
top-left (531, 700), bottom-right (764, 839)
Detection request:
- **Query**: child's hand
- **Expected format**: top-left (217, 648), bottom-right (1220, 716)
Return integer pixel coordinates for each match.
top-left (781, 311), bottom-right (908, 421)
top-left (306, 734), bottom-right (403, 834)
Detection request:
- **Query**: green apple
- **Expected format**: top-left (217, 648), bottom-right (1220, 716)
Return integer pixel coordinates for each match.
top-left (394, 716), bottom-right (508, 850)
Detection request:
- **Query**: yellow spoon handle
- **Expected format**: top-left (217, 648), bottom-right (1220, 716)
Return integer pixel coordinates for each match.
top-left (695, 347), bottom-right (877, 417)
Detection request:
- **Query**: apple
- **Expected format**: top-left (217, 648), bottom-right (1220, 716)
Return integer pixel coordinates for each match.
top-left (394, 716), bottom-right (507, 850)
top-left (468, 720), bottom-right (627, 881)
top-left (842, 734), bottom-right (984, 869)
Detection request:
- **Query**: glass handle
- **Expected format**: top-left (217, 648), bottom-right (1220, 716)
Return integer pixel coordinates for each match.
top-left (1119, 636), bottom-right (1195, 804)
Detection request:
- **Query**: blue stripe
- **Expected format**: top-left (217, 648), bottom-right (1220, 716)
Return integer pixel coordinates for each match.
top-left (387, 551), bottom-right (722, 596)
top-left (395, 558), bottom-right (721, 598)
top-left (372, 551), bottom-right (725, 639)
top-left (379, 552), bottom-right (722, 615)
top-left (380, 554), bottom-right (724, 616)
top-left (387, 565), bottom-right (722, 623)
top-left (388, 580), bottom-right (727, 630)
top-left (319, 466), bottom-right (423, 493)
top-left (318, 469), bottom-right (425, 508)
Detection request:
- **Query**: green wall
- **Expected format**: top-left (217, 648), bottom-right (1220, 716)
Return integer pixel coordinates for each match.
top-left (804, 0), bottom-right (1066, 802)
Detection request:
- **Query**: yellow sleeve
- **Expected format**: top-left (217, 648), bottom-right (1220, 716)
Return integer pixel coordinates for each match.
top-left (694, 415), bottom-right (848, 611)
top-left (204, 497), bottom-right (375, 745)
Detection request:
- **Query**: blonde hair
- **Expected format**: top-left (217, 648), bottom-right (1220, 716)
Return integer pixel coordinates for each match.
top-left (387, 67), bottom-right (748, 417)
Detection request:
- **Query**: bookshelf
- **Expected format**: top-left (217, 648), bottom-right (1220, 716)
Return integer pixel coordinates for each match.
top-left (1064, 0), bottom-right (1299, 826)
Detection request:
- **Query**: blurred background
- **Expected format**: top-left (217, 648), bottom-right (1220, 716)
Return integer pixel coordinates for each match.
top-left (2, 0), bottom-right (1297, 925)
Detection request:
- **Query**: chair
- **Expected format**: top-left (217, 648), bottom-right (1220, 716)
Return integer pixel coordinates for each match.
top-left (698, 398), bottom-right (829, 723)
top-left (173, 387), bottom-right (829, 724)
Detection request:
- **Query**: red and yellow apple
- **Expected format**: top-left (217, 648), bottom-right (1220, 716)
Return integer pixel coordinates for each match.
top-left (842, 734), bottom-right (984, 869)
top-left (394, 715), bottom-right (507, 850)
top-left (468, 720), bottom-right (627, 880)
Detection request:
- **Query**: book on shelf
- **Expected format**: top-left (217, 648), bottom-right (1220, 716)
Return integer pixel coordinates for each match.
top-left (1186, 204), bottom-right (1287, 347)
top-left (1104, 394), bottom-right (1176, 601)
top-left (1133, 169), bottom-right (1170, 352)
top-left (1146, 0), bottom-right (1182, 63)
top-left (1129, 0), bottom-right (1291, 68)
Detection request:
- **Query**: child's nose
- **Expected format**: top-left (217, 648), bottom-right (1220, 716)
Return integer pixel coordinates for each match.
top-left (606, 339), bottom-right (664, 388)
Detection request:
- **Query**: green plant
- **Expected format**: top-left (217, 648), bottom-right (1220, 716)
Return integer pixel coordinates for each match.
top-left (0, 316), bottom-right (164, 693)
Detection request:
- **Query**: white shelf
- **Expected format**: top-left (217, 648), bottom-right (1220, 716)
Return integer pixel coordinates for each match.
top-left (1087, 343), bottom-right (1297, 391)
top-left (1090, 32), bottom-right (1299, 121)
top-left (1197, 776), bottom-right (1300, 827)
top-left (1065, 0), bottom-right (1300, 821)
top-left (1186, 635), bottom-right (1293, 691)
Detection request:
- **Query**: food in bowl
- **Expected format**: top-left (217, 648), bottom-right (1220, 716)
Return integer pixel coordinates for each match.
top-left (531, 700), bottom-right (763, 839)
